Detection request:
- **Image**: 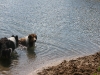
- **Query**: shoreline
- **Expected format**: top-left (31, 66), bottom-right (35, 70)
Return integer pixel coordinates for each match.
top-left (28, 55), bottom-right (86, 75)
top-left (36, 52), bottom-right (100, 75)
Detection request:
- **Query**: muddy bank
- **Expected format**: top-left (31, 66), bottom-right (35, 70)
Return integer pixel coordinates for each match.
top-left (37, 52), bottom-right (100, 75)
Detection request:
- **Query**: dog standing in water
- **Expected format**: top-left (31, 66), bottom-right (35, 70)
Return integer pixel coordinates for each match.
top-left (0, 35), bottom-right (18, 58)
top-left (19, 34), bottom-right (37, 47)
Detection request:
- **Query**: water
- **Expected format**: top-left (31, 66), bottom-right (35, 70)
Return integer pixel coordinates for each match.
top-left (0, 0), bottom-right (100, 75)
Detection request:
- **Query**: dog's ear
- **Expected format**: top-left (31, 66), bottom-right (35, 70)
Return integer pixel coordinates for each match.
top-left (28, 35), bottom-right (32, 39)
top-left (15, 35), bottom-right (18, 46)
top-left (35, 35), bottom-right (37, 39)
top-left (15, 35), bottom-right (18, 40)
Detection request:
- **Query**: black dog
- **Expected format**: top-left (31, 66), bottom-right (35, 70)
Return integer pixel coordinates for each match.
top-left (0, 35), bottom-right (18, 58)
top-left (2, 49), bottom-right (12, 58)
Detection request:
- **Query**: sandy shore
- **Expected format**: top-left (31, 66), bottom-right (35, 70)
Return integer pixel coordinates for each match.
top-left (37, 52), bottom-right (100, 75)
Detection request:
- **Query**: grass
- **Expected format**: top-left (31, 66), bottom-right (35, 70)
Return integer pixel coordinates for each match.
top-left (93, 66), bottom-right (100, 75)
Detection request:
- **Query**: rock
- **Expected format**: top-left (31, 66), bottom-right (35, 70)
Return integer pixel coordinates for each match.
top-left (2, 71), bottom-right (8, 74)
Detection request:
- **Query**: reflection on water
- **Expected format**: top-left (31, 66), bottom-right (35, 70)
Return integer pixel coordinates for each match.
top-left (0, 0), bottom-right (100, 75)
top-left (27, 47), bottom-right (36, 60)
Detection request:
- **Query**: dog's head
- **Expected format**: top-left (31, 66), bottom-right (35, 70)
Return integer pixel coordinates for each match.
top-left (28, 34), bottom-right (37, 47)
top-left (0, 37), bottom-right (8, 51)
top-left (1, 48), bottom-right (12, 58)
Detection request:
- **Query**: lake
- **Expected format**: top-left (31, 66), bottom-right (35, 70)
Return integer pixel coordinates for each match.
top-left (0, 0), bottom-right (100, 75)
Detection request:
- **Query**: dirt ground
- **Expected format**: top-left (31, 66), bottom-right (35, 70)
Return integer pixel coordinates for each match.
top-left (37, 52), bottom-right (100, 75)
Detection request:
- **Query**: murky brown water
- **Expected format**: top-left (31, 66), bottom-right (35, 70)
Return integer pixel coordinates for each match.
top-left (0, 0), bottom-right (100, 75)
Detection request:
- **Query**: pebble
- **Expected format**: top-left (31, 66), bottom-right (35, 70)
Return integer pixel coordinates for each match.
top-left (2, 71), bottom-right (8, 74)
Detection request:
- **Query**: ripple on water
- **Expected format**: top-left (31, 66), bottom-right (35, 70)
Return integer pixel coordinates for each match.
top-left (0, 0), bottom-right (100, 75)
